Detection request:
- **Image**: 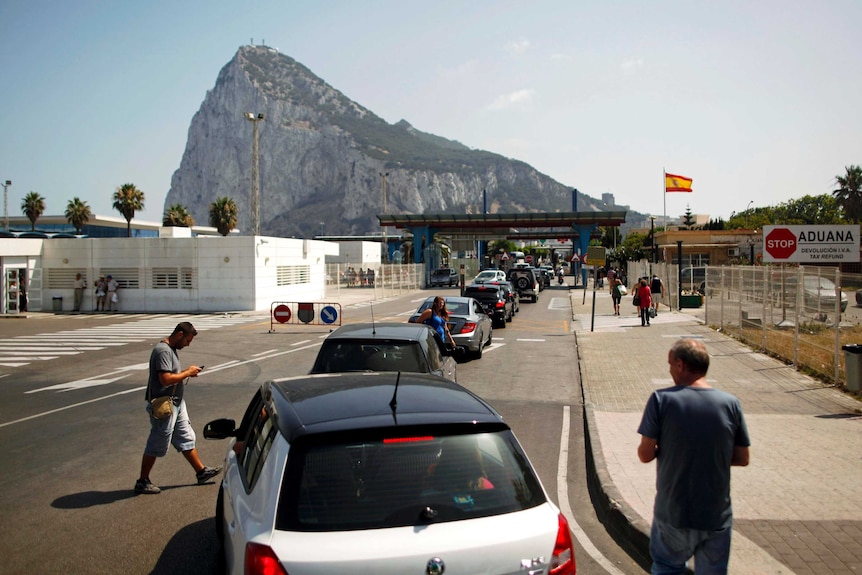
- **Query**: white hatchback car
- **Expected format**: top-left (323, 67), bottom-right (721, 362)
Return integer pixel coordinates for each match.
top-left (205, 372), bottom-right (576, 575)
top-left (472, 269), bottom-right (507, 284)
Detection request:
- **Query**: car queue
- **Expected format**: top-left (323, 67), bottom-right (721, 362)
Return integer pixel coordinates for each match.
top-left (200, 265), bottom-right (577, 574)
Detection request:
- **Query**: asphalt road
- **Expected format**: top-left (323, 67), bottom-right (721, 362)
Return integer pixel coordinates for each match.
top-left (0, 285), bottom-right (646, 575)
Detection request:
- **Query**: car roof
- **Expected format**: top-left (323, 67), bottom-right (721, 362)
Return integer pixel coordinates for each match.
top-left (323, 322), bottom-right (435, 341)
top-left (266, 372), bottom-right (507, 442)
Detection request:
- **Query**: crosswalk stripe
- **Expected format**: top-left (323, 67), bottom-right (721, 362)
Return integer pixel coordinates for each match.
top-left (1, 313), bottom-right (261, 368)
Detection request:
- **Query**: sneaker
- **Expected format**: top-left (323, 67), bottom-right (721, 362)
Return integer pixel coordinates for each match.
top-left (196, 466), bottom-right (222, 485)
top-left (134, 478), bottom-right (161, 495)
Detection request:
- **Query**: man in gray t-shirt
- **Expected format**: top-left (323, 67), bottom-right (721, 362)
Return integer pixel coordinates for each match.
top-left (638, 338), bottom-right (750, 574)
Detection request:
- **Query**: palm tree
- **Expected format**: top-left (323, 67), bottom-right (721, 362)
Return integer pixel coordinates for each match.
top-left (64, 197), bottom-right (92, 234)
top-left (21, 191), bottom-right (46, 231)
top-left (208, 196), bottom-right (239, 236)
top-left (833, 165), bottom-right (862, 223)
top-left (112, 183), bottom-right (145, 237)
top-left (163, 203), bottom-right (195, 227)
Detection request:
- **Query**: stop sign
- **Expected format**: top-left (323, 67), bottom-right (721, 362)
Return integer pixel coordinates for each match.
top-left (765, 227), bottom-right (797, 259)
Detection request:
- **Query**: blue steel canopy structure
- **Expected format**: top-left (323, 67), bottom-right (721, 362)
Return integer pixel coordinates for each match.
top-left (377, 210), bottom-right (627, 284)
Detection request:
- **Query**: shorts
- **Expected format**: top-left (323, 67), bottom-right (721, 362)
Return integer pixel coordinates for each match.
top-left (144, 399), bottom-right (196, 456)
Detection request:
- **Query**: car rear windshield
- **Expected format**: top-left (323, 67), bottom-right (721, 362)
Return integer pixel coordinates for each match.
top-left (432, 269), bottom-right (453, 276)
top-left (277, 430), bottom-right (546, 531)
top-left (311, 341), bottom-right (428, 373)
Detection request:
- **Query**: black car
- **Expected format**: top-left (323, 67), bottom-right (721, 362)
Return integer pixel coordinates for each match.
top-left (485, 279), bottom-right (519, 315)
top-left (464, 283), bottom-right (513, 328)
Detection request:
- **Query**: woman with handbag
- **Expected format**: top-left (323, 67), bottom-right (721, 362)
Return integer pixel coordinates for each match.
top-left (611, 278), bottom-right (624, 316)
top-left (637, 277), bottom-right (653, 326)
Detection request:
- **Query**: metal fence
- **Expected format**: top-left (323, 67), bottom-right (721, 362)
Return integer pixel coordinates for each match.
top-left (700, 265), bottom-right (862, 388)
top-left (325, 263), bottom-right (424, 299)
top-left (621, 262), bottom-right (862, 388)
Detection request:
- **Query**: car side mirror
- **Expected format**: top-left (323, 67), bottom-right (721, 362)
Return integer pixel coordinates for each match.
top-left (203, 418), bottom-right (238, 439)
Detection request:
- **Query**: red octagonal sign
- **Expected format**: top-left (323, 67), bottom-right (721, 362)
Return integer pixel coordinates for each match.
top-left (765, 227), bottom-right (797, 259)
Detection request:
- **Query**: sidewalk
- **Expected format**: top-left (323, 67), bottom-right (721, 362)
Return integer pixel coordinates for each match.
top-left (571, 286), bottom-right (862, 574)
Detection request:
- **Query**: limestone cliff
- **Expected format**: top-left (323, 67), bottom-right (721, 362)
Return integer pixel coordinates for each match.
top-left (166, 45), bottom-right (599, 237)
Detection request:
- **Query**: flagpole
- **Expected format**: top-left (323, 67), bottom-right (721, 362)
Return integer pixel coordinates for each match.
top-left (662, 168), bottom-right (666, 232)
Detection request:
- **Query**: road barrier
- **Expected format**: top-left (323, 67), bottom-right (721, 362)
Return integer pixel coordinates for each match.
top-left (269, 301), bottom-right (342, 333)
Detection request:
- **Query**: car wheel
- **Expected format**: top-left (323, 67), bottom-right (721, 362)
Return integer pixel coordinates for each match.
top-left (506, 309), bottom-right (512, 322)
top-left (516, 277), bottom-right (530, 290)
top-left (472, 340), bottom-right (484, 359)
top-left (495, 317), bottom-right (506, 329)
top-left (487, 328), bottom-right (493, 346)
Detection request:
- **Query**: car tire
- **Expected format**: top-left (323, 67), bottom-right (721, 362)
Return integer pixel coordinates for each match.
top-left (516, 277), bottom-right (530, 290)
top-left (472, 341), bottom-right (483, 360)
top-left (506, 309), bottom-right (512, 322)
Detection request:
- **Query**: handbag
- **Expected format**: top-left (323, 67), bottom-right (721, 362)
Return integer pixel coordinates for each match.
top-left (618, 285), bottom-right (627, 296)
top-left (633, 292), bottom-right (640, 306)
top-left (150, 384), bottom-right (177, 420)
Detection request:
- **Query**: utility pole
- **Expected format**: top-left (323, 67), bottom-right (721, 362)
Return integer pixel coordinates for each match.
top-left (245, 113), bottom-right (265, 236)
top-left (380, 172), bottom-right (389, 262)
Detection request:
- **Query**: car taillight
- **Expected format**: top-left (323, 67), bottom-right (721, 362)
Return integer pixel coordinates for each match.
top-left (460, 322), bottom-right (477, 333)
top-left (549, 514), bottom-right (576, 574)
top-left (246, 543), bottom-right (289, 575)
top-left (495, 301), bottom-right (505, 309)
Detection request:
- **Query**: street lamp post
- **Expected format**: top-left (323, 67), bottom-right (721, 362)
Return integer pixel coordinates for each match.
top-left (245, 113), bottom-right (265, 236)
top-left (2, 180), bottom-right (10, 232)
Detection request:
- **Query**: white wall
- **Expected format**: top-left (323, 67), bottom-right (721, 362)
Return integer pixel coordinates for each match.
top-left (1, 235), bottom-right (336, 313)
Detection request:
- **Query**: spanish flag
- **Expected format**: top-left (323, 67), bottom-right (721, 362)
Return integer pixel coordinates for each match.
top-left (664, 172), bottom-right (692, 193)
top-left (665, 173), bottom-right (693, 192)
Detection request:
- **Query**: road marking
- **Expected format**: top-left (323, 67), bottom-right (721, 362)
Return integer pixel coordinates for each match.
top-left (1, 344), bottom-right (324, 428)
top-left (516, 338), bottom-right (546, 342)
top-left (558, 405), bottom-right (626, 575)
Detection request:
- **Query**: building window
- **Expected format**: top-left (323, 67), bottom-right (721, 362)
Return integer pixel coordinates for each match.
top-left (44, 269), bottom-right (88, 289)
top-left (99, 269), bottom-right (140, 289)
top-left (277, 265), bottom-right (310, 286)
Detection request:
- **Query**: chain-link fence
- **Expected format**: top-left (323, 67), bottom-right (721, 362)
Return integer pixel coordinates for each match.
top-left (700, 265), bottom-right (862, 387)
top-left (621, 262), bottom-right (862, 388)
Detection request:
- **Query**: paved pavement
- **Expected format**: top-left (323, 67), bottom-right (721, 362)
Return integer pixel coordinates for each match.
top-left (571, 285), bottom-right (862, 574)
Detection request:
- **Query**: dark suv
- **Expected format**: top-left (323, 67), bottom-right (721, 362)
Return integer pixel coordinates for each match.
top-left (464, 283), bottom-right (513, 328)
top-left (430, 267), bottom-right (458, 287)
top-left (506, 268), bottom-right (540, 302)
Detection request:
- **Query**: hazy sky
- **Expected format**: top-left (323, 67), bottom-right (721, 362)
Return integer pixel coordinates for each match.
top-left (1, 0), bottom-right (860, 224)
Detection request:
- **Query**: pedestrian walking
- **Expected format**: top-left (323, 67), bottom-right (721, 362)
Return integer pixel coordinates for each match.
top-left (637, 338), bottom-right (751, 574)
top-left (134, 322), bottom-right (221, 495)
top-left (637, 277), bottom-right (653, 326)
top-left (611, 278), bottom-right (623, 316)
top-left (651, 274), bottom-right (665, 315)
top-left (73, 273), bottom-right (85, 312)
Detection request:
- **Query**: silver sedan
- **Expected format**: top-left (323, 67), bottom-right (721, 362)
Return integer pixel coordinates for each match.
top-left (410, 296), bottom-right (493, 359)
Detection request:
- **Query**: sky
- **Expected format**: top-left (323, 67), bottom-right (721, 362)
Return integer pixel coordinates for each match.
top-left (1, 0), bottom-right (861, 225)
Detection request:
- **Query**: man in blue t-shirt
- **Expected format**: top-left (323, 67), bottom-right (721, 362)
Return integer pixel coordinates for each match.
top-left (637, 338), bottom-right (750, 574)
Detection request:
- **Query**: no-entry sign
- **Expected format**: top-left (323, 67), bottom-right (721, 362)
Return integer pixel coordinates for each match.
top-left (762, 225), bottom-right (859, 263)
top-left (273, 304), bottom-right (291, 323)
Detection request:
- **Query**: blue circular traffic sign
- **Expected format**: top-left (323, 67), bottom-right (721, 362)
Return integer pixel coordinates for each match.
top-left (321, 305), bottom-right (339, 324)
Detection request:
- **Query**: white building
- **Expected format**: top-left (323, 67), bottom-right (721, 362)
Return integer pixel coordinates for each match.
top-left (1, 228), bottom-right (339, 313)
